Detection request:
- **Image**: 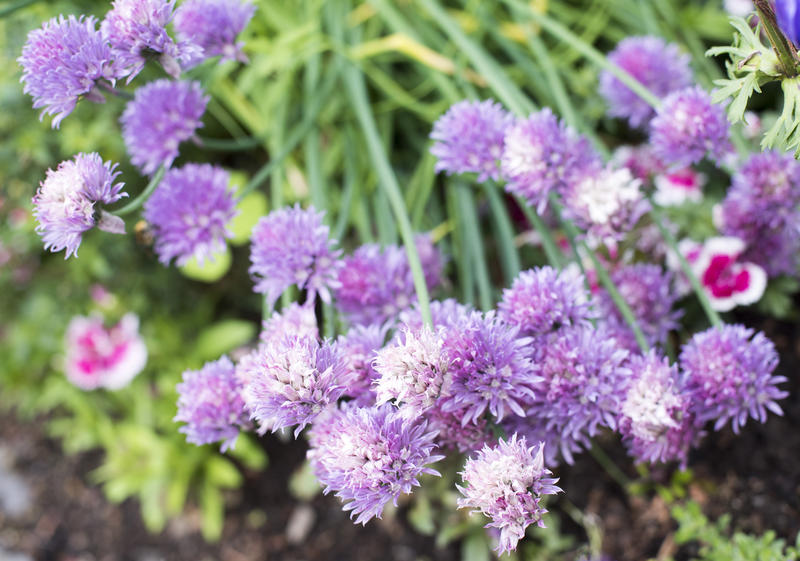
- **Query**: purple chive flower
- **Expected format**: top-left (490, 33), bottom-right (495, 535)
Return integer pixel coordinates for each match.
top-left (717, 151), bottom-right (800, 276)
top-left (457, 435), bottom-right (561, 555)
top-left (499, 415), bottom-right (577, 468)
top-left (430, 99), bottom-right (514, 181)
top-left (619, 352), bottom-right (697, 467)
top-left (595, 264), bottom-right (682, 352)
top-left (18, 15), bottom-right (117, 128)
top-left (650, 86), bottom-right (732, 169)
top-left (501, 108), bottom-right (601, 211)
top-left (561, 166), bottom-right (649, 245)
top-left (335, 237), bottom-right (442, 327)
top-left (499, 266), bottom-right (591, 336)
top-left (425, 401), bottom-right (492, 453)
top-left (260, 302), bottom-right (319, 343)
top-left (599, 36), bottom-right (692, 128)
top-left (121, 79), bottom-right (208, 175)
top-left (398, 298), bottom-right (473, 332)
top-left (776, 0), bottom-right (800, 45)
top-left (526, 325), bottom-right (631, 464)
top-left (249, 204), bottom-right (342, 309)
top-left (174, 0), bottom-right (255, 65)
top-left (439, 311), bottom-right (540, 424)
top-left (101, 0), bottom-right (198, 81)
top-left (374, 326), bottom-right (452, 415)
top-left (142, 163), bottom-right (238, 266)
top-left (239, 336), bottom-right (347, 436)
top-left (64, 313), bottom-right (147, 390)
top-left (174, 356), bottom-right (249, 451)
top-left (337, 322), bottom-right (391, 404)
top-left (307, 402), bottom-right (443, 525)
top-left (32, 153), bottom-right (127, 259)
top-left (679, 325), bottom-right (787, 433)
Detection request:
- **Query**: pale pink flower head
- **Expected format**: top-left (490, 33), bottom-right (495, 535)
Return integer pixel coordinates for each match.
top-left (653, 168), bottom-right (706, 206)
top-left (457, 435), bottom-right (561, 555)
top-left (64, 313), bottom-right (147, 390)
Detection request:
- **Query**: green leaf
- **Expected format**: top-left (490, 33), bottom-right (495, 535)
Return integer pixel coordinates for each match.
top-left (205, 456), bottom-right (242, 489)
top-left (193, 319), bottom-right (256, 361)
top-left (462, 531), bottom-right (491, 561)
top-left (408, 494), bottom-right (436, 536)
top-left (229, 191), bottom-right (268, 246)
top-left (179, 247), bottom-right (233, 283)
top-left (200, 482), bottom-right (225, 542)
top-left (227, 433), bottom-right (268, 470)
top-left (288, 460), bottom-right (321, 501)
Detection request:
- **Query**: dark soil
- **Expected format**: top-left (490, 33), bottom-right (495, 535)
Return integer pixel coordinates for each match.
top-left (0, 317), bottom-right (797, 561)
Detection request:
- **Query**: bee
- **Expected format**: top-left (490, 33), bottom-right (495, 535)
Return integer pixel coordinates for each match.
top-left (133, 220), bottom-right (154, 247)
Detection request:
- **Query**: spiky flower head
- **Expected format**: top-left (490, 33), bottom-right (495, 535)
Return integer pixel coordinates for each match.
top-left (240, 336), bottom-right (347, 436)
top-left (430, 99), bottom-right (514, 181)
top-left (175, 356), bottom-right (249, 451)
top-left (174, 0), bottom-right (255, 64)
top-left (337, 322), bottom-right (391, 404)
top-left (595, 264), bottom-right (682, 352)
top-left (307, 402), bottom-right (443, 525)
top-left (650, 86), bottom-right (732, 169)
top-left (398, 298), bottom-right (473, 332)
top-left (561, 166), bottom-right (648, 243)
top-left (439, 311), bottom-right (540, 424)
top-left (335, 237), bottom-right (442, 326)
top-left (717, 150), bottom-right (800, 276)
top-left (499, 266), bottom-right (591, 337)
top-left (374, 326), bottom-right (451, 415)
top-left (33, 153), bottom-right (127, 259)
top-left (260, 302), bottom-right (318, 343)
top-left (599, 36), bottom-right (692, 128)
top-left (679, 325), bottom-right (786, 433)
top-left (526, 325), bottom-right (631, 464)
top-left (619, 352), bottom-right (697, 467)
top-left (249, 204), bottom-right (342, 309)
top-left (457, 435), bottom-right (561, 555)
top-left (101, 0), bottom-right (198, 81)
top-left (121, 79), bottom-right (208, 175)
top-left (143, 163), bottom-right (238, 266)
top-left (64, 313), bottom-right (147, 390)
top-left (18, 15), bottom-right (117, 128)
top-left (501, 108), bottom-right (601, 211)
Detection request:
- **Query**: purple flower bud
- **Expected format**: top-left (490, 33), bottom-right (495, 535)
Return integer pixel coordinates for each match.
top-left (650, 87), bottom-right (732, 169)
top-left (430, 99), bottom-right (514, 181)
top-left (619, 352), bottom-right (698, 467)
top-left (501, 108), bottom-right (601, 211)
top-left (599, 36), bottom-right (692, 128)
top-left (308, 403), bottom-right (443, 525)
top-left (121, 79), bottom-right (208, 175)
top-left (335, 236), bottom-right (442, 327)
top-left (239, 336), bottom-right (347, 436)
top-left (33, 153), bottom-right (127, 258)
top-left (143, 163), bottom-right (238, 265)
top-left (174, 0), bottom-right (255, 65)
top-left (457, 435), bottom-right (561, 555)
top-left (175, 356), bottom-right (249, 451)
top-left (260, 302), bottom-right (319, 343)
top-left (101, 0), bottom-right (199, 81)
top-left (717, 150), bottom-right (800, 276)
top-left (18, 15), bottom-right (117, 128)
top-left (374, 326), bottom-right (451, 416)
top-left (337, 322), bottom-right (391, 404)
top-left (499, 266), bottom-right (591, 337)
top-left (249, 204), bottom-right (342, 309)
top-left (680, 325), bottom-right (787, 433)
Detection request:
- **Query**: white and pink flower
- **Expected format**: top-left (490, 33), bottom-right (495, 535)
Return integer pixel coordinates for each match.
top-left (669, 237), bottom-right (766, 312)
top-left (64, 313), bottom-right (147, 390)
top-left (653, 168), bottom-right (706, 206)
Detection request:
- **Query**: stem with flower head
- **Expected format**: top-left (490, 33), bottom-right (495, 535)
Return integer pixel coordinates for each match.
top-left (549, 194), bottom-right (651, 354)
top-left (342, 64), bottom-right (433, 328)
top-left (648, 200), bottom-right (724, 328)
top-left (753, 0), bottom-right (800, 78)
top-left (115, 166), bottom-right (166, 216)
